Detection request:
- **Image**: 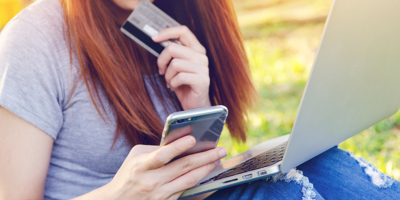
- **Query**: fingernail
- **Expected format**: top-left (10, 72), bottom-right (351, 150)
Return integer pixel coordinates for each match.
top-left (166, 84), bottom-right (170, 88)
top-left (218, 148), bottom-right (227, 158)
top-left (159, 70), bottom-right (162, 75)
top-left (215, 160), bottom-right (221, 165)
top-left (152, 34), bottom-right (159, 41)
top-left (187, 137), bottom-right (195, 146)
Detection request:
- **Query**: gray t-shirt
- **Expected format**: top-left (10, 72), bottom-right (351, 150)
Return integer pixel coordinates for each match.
top-left (0, 0), bottom-right (177, 199)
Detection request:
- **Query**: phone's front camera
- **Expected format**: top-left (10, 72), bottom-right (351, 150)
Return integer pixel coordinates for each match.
top-left (177, 119), bottom-right (185, 124)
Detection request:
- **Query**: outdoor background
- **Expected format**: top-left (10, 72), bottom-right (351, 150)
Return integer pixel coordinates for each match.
top-left (1, 0), bottom-right (399, 181)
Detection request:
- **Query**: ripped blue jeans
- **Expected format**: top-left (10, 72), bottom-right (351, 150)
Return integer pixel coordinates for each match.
top-left (205, 146), bottom-right (400, 200)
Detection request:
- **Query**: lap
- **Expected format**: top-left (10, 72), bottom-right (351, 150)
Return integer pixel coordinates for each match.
top-left (205, 146), bottom-right (400, 200)
top-left (298, 147), bottom-right (399, 199)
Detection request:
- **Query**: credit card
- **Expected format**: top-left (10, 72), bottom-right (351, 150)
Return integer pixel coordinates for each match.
top-left (121, 0), bottom-right (181, 57)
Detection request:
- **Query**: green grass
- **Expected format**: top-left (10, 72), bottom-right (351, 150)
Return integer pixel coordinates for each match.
top-left (218, 0), bottom-right (400, 181)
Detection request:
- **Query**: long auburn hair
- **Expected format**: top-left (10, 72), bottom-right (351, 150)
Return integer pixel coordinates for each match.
top-left (60, 0), bottom-right (257, 146)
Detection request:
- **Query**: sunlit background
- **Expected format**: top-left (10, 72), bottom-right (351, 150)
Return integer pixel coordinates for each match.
top-left (1, 0), bottom-right (400, 181)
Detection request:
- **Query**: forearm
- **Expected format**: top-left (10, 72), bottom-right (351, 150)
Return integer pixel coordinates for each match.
top-left (72, 183), bottom-right (116, 200)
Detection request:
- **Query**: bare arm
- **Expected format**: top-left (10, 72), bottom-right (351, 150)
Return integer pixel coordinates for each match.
top-left (0, 107), bottom-right (54, 199)
top-left (0, 106), bottom-right (225, 200)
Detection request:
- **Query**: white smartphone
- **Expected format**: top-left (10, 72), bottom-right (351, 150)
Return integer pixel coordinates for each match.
top-left (160, 106), bottom-right (228, 159)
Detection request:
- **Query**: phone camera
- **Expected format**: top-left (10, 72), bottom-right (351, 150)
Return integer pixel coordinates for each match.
top-left (177, 119), bottom-right (185, 124)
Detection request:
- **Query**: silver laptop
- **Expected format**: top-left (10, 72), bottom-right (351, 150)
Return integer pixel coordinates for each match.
top-left (180, 0), bottom-right (400, 198)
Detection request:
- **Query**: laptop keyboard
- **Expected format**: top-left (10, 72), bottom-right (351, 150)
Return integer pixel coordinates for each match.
top-left (199, 142), bottom-right (287, 185)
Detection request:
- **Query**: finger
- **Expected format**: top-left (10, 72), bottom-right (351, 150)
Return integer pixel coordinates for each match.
top-left (157, 147), bottom-right (227, 182)
top-left (160, 125), bottom-right (193, 146)
top-left (164, 59), bottom-right (208, 87)
top-left (144, 129), bottom-right (195, 169)
top-left (157, 43), bottom-right (208, 75)
top-left (169, 72), bottom-right (210, 92)
top-left (163, 161), bottom-right (220, 193)
top-left (127, 145), bottom-right (160, 160)
top-left (112, 0), bottom-right (138, 10)
top-left (152, 25), bottom-right (206, 54)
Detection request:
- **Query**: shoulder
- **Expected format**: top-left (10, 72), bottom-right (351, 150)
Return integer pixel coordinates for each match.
top-left (0, 0), bottom-right (74, 97)
top-left (0, 0), bottom-right (68, 86)
top-left (0, 0), bottom-right (70, 123)
top-left (0, 0), bottom-right (65, 54)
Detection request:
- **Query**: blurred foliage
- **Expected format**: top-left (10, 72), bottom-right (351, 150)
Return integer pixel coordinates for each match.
top-left (1, 0), bottom-right (399, 181)
top-left (218, 0), bottom-right (400, 181)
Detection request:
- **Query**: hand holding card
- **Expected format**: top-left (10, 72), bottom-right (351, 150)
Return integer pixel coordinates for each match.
top-left (121, 0), bottom-right (211, 110)
top-left (152, 26), bottom-right (211, 110)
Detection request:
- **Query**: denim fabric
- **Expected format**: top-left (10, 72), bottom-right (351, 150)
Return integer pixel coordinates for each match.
top-left (206, 146), bottom-right (400, 200)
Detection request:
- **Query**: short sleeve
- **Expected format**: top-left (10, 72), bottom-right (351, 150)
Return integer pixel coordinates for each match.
top-left (0, 18), bottom-right (64, 139)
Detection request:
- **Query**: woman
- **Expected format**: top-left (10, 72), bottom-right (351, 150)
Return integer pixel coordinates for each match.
top-left (0, 0), bottom-right (254, 199)
top-left (0, 0), bottom-right (399, 199)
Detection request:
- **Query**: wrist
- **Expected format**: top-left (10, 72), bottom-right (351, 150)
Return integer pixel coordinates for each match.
top-left (99, 181), bottom-right (120, 200)
top-left (70, 182), bottom-right (115, 200)
top-left (77, 182), bottom-right (118, 200)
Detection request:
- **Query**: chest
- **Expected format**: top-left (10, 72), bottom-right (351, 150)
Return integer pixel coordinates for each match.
top-left (52, 82), bottom-right (131, 174)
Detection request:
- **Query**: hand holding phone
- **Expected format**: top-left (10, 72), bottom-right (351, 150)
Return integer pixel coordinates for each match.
top-left (160, 106), bottom-right (228, 160)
